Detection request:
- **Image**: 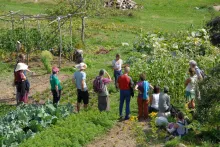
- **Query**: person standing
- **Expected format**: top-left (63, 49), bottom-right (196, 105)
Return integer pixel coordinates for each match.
top-left (185, 68), bottom-right (198, 109)
top-left (14, 54), bottom-right (34, 104)
top-left (94, 69), bottom-right (112, 111)
top-left (158, 87), bottom-right (171, 113)
top-left (135, 73), bottom-right (153, 120)
top-left (112, 54), bottom-right (123, 89)
top-left (117, 66), bottom-right (133, 120)
top-left (50, 67), bottom-right (62, 105)
top-left (14, 63), bottom-right (28, 104)
top-left (73, 63), bottom-right (89, 112)
top-left (189, 60), bottom-right (203, 80)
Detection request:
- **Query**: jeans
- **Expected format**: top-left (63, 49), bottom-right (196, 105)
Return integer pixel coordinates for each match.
top-left (114, 70), bottom-right (122, 88)
top-left (119, 90), bottom-right (131, 119)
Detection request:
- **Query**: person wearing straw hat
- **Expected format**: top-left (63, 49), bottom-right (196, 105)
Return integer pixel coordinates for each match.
top-left (14, 54), bottom-right (34, 104)
top-left (50, 67), bottom-right (62, 105)
top-left (14, 63), bottom-right (28, 104)
top-left (72, 62), bottom-right (89, 112)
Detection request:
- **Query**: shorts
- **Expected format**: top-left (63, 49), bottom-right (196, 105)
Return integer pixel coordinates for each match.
top-left (77, 89), bottom-right (89, 104)
top-left (185, 91), bottom-right (195, 101)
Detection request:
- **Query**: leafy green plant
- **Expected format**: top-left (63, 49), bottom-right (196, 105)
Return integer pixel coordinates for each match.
top-left (40, 50), bottom-right (53, 73)
top-left (0, 101), bottom-right (74, 146)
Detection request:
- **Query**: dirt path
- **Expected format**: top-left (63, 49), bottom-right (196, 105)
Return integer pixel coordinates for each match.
top-left (87, 120), bottom-right (137, 147)
top-left (0, 73), bottom-right (70, 105)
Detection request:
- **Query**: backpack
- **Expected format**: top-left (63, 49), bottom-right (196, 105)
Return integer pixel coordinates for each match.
top-left (93, 76), bottom-right (105, 93)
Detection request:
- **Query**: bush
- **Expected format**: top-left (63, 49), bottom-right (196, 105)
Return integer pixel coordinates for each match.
top-left (196, 64), bottom-right (220, 134)
top-left (41, 51), bottom-right (53, 73)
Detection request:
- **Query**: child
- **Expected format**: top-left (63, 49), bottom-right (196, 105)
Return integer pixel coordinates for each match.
top-left (167, 112), bottom-right (188, 137)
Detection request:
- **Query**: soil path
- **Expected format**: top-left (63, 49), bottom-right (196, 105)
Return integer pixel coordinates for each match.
top-left (87, 120), bottom-right (137, 147)
top-left (0, 73), bottom-right (70, 105)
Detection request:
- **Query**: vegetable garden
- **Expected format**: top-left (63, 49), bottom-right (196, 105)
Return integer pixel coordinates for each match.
top-left (0, 0), bottom-right (220, 146)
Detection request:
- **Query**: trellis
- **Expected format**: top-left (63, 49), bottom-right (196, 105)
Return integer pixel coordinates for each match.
top-left (0, 11), bottom-right (86, 67)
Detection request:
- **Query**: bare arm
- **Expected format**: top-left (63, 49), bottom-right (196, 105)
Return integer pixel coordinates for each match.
top-left (135, 84), bottom-right (138, 91)
top-left (149, 95), bottom-right (153, 105)
top-left (149, 84), bottom-right (154, 89)
top-left (81, 80), bottom-right (85, 91)
top-left (185, 78), bottom-right (191, 87)
top-left (105, 71), bottom-right (112, 81)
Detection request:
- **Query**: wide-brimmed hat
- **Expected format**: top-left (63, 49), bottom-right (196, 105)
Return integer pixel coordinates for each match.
top-left (75, 62), bottom-right (87, 70)
top-left (52, 67), bottom-right (59, 72)
top-left (189, 60), bottom-right (197, 66)
top-left (15, 63), bottom-right (28, 72)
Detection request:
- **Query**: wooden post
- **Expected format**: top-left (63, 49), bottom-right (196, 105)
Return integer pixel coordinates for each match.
top-left (69, 15), bottom-right (73, 61)
top-left (22, 15), bottom-right (29, 65)
top-left (58, 17), bottom-right (62, 68)
top-left (81, 16), bottom-right (85, 44)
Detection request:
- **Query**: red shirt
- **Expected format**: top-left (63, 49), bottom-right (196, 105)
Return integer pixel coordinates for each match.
top-left (15, 71), bottom-right (25, 82)
top-left (117, 74), bottom-right (131, 90)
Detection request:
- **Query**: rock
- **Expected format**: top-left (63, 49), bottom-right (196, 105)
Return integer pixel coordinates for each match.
top-left (104, 0), bottom-right (137, 9)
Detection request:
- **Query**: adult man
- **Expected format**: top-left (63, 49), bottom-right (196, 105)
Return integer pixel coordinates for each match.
top-left (189, 60), bottom-right (203, 80)
top-left (159, 87), bottom-right (171, 113)
top-left (117, 66), bottom-right (133, 120)
top-left (72, 63), bottom-right (88, 112)
top-left (96, 69), bottom-right (112, 111)
top-left (112, 54), bottom-right (123, 89)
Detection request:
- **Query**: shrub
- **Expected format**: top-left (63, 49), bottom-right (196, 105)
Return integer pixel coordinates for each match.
top-left (41, 50), bottom-right (53, 73)
top-left (196, 64), bottom-right (220, 134)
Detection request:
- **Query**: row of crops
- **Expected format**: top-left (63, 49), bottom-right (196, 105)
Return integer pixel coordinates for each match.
top-left (1, 28), bottom-right (219, 146)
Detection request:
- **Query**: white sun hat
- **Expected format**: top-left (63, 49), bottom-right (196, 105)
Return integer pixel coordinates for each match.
top-left (15, 63), bottom-right (28, 72)
top-left (189, 60), bottom-right (197, 66)
top-left (75, 62), bottom-right (87, 70)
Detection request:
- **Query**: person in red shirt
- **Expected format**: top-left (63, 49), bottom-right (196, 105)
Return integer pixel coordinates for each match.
top-left (117, 66), bottom-right (133, 120)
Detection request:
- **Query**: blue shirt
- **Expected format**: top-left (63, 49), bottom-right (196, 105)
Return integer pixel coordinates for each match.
top-left (73, 71), bottom-right (87, 91)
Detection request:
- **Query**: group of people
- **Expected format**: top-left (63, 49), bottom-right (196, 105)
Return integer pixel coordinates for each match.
top-left (13, 53), bottom-right (204, 138)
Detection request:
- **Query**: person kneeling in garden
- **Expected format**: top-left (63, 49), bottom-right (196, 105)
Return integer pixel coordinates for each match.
top-left (93, 69), bottom-right (112, 111)
top-left (159, 87), bottom-right (171, 114)
top-left (50, 67), bottom-right (62, 105)
top-left (149, 85), bottom-right (160, 113)
top-left (135, 73), bottom-right (153, 120)
top-left (167, 112), bottom-right (188, 138)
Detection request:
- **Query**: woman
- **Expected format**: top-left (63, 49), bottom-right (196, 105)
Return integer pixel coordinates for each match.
top-left (14, 63), bottom-right (28, 104)
top-left (149, 85), bottom-right (160, 113)
top-left (167, 112), bottom-right (188, 137)
top-left (112, 54), bottom-right (123, 89)
top-left (14, 54), bottom-right (33, 104)
top-left (50, 67), bottom-right (62, 105)
top-left (185, 68), bottom-right (198, 109)
top-left (135, 73), bottom-right (153, 120)
top-left (96, 69), bottom-right (112, 111)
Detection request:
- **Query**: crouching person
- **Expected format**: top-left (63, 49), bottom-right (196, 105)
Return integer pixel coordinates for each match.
top-left (167, 112), bottom-right (188, 138)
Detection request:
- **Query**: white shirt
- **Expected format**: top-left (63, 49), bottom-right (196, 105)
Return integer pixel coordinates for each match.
top-left (151, 93), bottom-right (159, 109)
top-left (112, 59), bottom-right (123, 71)
top-left (186, 75), bottom-right (197, 92)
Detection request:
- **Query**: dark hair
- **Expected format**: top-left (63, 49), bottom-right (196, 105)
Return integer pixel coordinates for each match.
top-left (139, 73), bottom-right (146, 81)
top-left (177, 112), bottom-right (184, 120)
top-left (99, 69), bottom-right (105, 76)
top-left (153, 85), bottom-right (160, 94)
top-left (18, 54), bottom-right (25, 63)
top-left (189, 67), bottom-right (195, 76)
top-left (52, 71), bottom-right (57, 74)
top-left (116, 54), bottom-right (120, 58)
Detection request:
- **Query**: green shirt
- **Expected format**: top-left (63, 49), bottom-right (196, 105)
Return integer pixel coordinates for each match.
top-left (50, 74), bottom-right (62, 90)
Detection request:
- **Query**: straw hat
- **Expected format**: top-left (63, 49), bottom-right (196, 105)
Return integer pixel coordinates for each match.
top-left (15, 63), bottom-right (28, 72)
top-left (75, 62), bottom-right (87, 70)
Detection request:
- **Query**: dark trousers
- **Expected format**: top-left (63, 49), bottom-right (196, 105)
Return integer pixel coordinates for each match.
top-left (114, 70), bottom-right (122, 88)
top-left (52, 90), bottom-right (61, 104)
top-left (119, 90), bottom-right (131, 119)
